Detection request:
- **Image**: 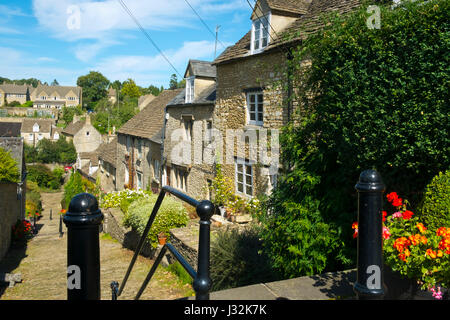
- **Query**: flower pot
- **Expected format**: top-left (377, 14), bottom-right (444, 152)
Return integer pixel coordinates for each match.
top-left (158, 234), bottom-right (167, 245)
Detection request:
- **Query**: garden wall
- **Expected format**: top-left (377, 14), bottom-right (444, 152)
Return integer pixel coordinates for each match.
top-left (101, 207), bottom-right (198, 267)
top-left (0, 182), bottom-right (23, 261)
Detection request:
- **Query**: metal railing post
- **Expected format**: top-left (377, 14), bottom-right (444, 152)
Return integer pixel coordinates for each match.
top-left (353, 169), bottom-right (387, 300)
top-left (63, 193), bottom-right (104, 300)
top-left (193, 200), bottom-right (215, 300)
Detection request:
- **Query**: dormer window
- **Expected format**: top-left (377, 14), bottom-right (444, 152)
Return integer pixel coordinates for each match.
top-left (185, 76), bottom-right (195, 103)
top-left (33, 123), bottom-right (40, 133)
top-left (251, 14), bottom-right (270, 54)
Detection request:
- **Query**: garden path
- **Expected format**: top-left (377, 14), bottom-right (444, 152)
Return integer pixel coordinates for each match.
top-left (0, 191), bottom-right (193, 300)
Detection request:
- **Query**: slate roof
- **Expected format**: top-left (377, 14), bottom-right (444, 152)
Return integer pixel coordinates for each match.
top-left (117, 89), bottom-right (183, 143)
top-left (167, 83), bottom-right (216, 107)
top-left (0, 84), bottom-right (30, 94)
top-left (214, 0), bottom-right (360, 65)
top-left (62, 120), bottom-right (85, 136)
top-left (31, 85), bottom-right (81, 97)
top-left (184, 60), bottom-right (217, 78)
top-left (97, 136), bottom-right (117, 167)
top-left (0, 122), bottom-right (22, 137)
top-left (265, 0), bottom-right (311, 15)
top-left (21, 118), bottom-right (55, 133)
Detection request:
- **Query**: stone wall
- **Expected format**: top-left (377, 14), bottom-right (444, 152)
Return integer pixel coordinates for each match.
top-left (0, 183), bottom-right (23, 261)
top-left (116, 134), bottom-right (159, 191)
top-left (214, 51), bottom-right (288, 197)
top-left (164, 103), bottom-right (215, 200)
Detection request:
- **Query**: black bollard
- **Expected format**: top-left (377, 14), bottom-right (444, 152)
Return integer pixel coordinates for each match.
top-left (353, 169), bottom-right (387, 300)
top-left (192, 200), bottom-right (215, 300)
top-left (63, 193), bottom-right (103, 300)
top-left (50, 209), bottom-right (52, 220)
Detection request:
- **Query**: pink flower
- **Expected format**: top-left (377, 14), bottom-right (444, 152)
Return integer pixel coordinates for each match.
top-left (382, 226), bottom-right (391, 240)
top-left (392, 211), bottom-right (403, 219)
top-left (430, 286), bottom-right (443, 300)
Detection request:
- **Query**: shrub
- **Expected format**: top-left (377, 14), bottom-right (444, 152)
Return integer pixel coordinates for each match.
top-left (27, 164), bottom-right (60, 190)
top-left (263, 0), bottom-right (449, 278)
top-left (100, 189), bottom-right (151, 213)
top-left (0, 147), bottom-right (20, 183)
top-left (418, 170), bottom-right (450, 230)
top-left (210, 226), bottom-right (280, 291)
top-left (167, 262), bottom-right (193, 285)
top-left (123, 196), bottom-right (188, 248)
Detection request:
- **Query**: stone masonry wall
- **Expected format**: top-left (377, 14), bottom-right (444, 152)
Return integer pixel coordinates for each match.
top-left (214, 51), bottom-right (288, 197)
top-left (164, 104), bottom-right (215, 200)
top-left (0, 183), bottom-right (22, 261)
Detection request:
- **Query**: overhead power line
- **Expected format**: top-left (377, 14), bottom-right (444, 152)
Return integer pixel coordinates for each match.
top-left (117, 0), bottom-right (182, 78)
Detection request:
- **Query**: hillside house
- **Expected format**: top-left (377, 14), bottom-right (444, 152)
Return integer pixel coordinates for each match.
top-left (163, 60), bottom-right (216, 200)
top-left (116, 89), bottom-right (183, 192)
top-left (212, 0), bottom-right (360, 198)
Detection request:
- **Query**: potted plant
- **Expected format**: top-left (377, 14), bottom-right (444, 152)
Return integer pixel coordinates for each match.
top-left (157, 232), bottom-right (167, 245)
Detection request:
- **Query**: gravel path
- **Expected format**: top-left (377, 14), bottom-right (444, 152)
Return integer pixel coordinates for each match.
top-left (0, 192), bottom-right (193, 300)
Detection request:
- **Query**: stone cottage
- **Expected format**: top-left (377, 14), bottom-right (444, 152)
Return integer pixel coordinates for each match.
top-left (61, 115), bottom-right (103, 156)
top-left (116, 89), bottom-right (183, 192)
top-left (97, 136), bottom-right (118, 192)
top-left (212, 0), bottom-right (360, 198)
top-left (20, 118), bottom-right (57, 147)
top-left (163, 60), bottom-right (216, 200)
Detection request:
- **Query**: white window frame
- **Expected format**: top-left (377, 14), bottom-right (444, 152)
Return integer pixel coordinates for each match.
top-left (153, 159), bottom-right (160, 181)
top-left (251, 13), bottom-right (270, 54)
top-left (235, 158), bottom-right (253, 197)
top-left (136, 171), bottom-right (143, 190)
top-left (185, 76), bottom-right (195, 103)
top-left (246, 91), bottom-right (264, 126)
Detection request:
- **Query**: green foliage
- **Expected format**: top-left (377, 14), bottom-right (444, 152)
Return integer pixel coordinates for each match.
top-left (26, 181), bottom-right (43, 213)
top-left (121, 78), bottom-right (142, 98)
top-left (262, 0), bottom-right (450, 278)
top-left (123, 196), bottom-right (188, 248)
top-left (418, 170), bottom-right (450, 230)
top-left (35, 137), bottom-right (77, 164)
top-left (210, 226), bottom-right (280, 291)
top-left (61, 106), bottom-right (83, 126)
top-left (166, 262), bottom-right (193, 285)
top-left (0, 147), bottom-right (20, 183)
top-left (76, 71), bottom-right (110, 109)
top-left (26, 164), bottom-right (62, 190)
top-left (24, 143), bottom-right (38, 163)
top-left (63, 171), bottom-right (92, 208)
top-left (92, 96), bottom-right (138, 134)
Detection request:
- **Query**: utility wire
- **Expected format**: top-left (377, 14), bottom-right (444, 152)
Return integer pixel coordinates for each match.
top-left (183, 0), bottom-right (227, 50)
top-left (117, 0), bottom-right (182, 78)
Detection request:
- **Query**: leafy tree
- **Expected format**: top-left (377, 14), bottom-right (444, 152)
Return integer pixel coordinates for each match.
top-left (121, 78), bottom-right (141, 98)
top-left (51, 79), bottom-right (59, 86)
top-left (35, 137), bottom-right (76, 164)
top-left (169, 74), bottom-right (178, 89)
top-left (76, 71), bottom-right (110, 109)
top-left (61, 105), bottom-right (83, 125)
top-left (0, 147), bottom-right (20, 183)
top-left (24, 143), bottom-right (38, 163)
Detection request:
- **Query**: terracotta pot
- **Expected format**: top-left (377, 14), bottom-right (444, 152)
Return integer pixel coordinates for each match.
top-left (158, 234), bottom-right (167, 245)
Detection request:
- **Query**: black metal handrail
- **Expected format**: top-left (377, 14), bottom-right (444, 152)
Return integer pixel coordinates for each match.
top-left (112, 186), bottom-right (215, 300)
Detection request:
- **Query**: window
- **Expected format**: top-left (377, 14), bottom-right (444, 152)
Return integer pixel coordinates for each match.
top-left (28, 133), bottom-right (33, 141)
top-left (153, 159), bottom-right (160, 181)
top-left (185, 76), bottom-right (195, 103)
top-left (235, 158), bottom-right (253, 197)
top-left (174, 167), bottom-right (187, 191)
top-left (183, 119), bottom-right (193, 141)
top-left (205, 120), bottom-right (212, 143)
top-left (251, 15), bottom-right (270, 53)
top-left (33, 123), bottom-right (40, 133)
top-left (126, 136), bottom-right (131, 152)
top-left (246, 92), bottom-right (264, 125)
top-left (137, 172), bottom-right (143, 190)
top-left (86, 131), bottom-right (90, 136)
top-left (137, 139), bottom-right (142, 159)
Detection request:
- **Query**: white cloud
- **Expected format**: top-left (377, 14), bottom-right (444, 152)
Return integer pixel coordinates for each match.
top-left (0, 26), bottom-right (22, 34)
top-left (92, 40), bottom-right (229, 86)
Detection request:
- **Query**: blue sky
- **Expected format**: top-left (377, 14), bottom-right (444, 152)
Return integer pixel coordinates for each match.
top-left (0, 0), bottom-right (253, 88)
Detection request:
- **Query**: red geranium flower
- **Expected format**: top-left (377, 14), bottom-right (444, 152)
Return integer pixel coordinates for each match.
top-left (402, 210), bottom-right (414, 220)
